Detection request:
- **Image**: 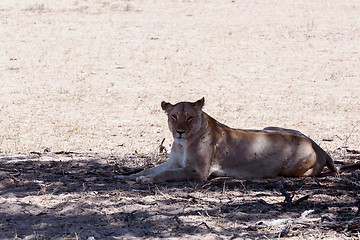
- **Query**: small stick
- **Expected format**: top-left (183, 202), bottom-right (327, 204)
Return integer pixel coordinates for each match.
top-left (294, 195), bottom-right (310, 205)
top-left (279, 220), bottom-right (293, 237)
top-left (159, 138), bottom-right (167, 153)
top-left (278, 182), bottom-right (294, 209)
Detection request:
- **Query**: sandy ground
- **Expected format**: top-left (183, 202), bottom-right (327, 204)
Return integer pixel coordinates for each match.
top-left (0, 151), bottom-right (359, 239)
top-left (0, 0), bottom-right (359, 239)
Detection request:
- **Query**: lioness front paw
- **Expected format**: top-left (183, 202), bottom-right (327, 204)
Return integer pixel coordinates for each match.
top-left (136, 176), bottom-right (154, 184)
top-left (115, 175), bottom-right (134, 181)
top-left (116, 174), bottom-right (142, 181)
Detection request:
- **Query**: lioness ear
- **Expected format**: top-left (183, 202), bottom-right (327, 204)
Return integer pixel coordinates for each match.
top-left (194, 97), bottom-right (205, 109)
top-left (161, 101), bottom-right (173, 112)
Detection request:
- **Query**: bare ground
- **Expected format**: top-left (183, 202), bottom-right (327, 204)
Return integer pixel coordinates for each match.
top-left (1, 0), bottom-right (360, 239)
top-left (0, 149), bottom-right (359, 239)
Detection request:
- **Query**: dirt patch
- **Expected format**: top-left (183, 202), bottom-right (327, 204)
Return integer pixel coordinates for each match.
top-left (0, 150), bottom-right (359, 239)
top-left (0, 0), bottom-right (359, 155)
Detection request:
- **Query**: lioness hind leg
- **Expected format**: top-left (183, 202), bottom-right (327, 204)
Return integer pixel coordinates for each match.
top-left (302, 167), bottom-right (317, 177)
top-left (302, 162), bottom-right (328, 176)
top-left (281, 152), bottom-right (322, 177)
top-left (302, 146), bottom-right (336, 176)
top-left (301, 154), bottom-right (326, 177)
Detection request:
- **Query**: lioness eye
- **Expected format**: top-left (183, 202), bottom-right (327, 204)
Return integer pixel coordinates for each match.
top-left (187, 116), bottom-right (193, 122)
top-left (172, 114), bottom-right (177, 120)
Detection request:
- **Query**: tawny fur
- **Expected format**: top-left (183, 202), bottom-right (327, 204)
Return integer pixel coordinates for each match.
top-left (124, 98), bottom-right (339, 183)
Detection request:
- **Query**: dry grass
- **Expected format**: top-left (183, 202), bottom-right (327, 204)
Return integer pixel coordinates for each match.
top-left (1, 0), bottom-right (359, 157)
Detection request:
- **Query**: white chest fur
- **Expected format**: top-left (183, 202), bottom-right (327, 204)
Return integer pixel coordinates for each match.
top-left (172, 139), bottom-right (187, 167)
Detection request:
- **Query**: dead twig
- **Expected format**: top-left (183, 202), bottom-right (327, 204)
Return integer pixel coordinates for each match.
top-left (343, 125), bottom-right (356, 158)
top-left (279, 220), bottom-right (293, 237)
top-left (341, 176), bottom-right (360, 188)
top-left (344, 217), bottom-right (360, 233)
top-left (278, 182), bottom-right (294, 209)
top-left (299, 210), bottom-right (319, 222)
top-left (294, 195), bottom-right (310, 205)
top-left (174, 215), bottom-right (182, 225)
top-left (53, 151), bottom-right (81, 155)
top-left (249, 210), bottom-right (321, 232)
top-left (198, 221), bottom-right (212, 231)
top-left (159, 138), bottom-right (167, 153)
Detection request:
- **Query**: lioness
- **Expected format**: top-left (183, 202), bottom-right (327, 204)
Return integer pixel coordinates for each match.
top-left (125, 97), bottom-right (339, 183)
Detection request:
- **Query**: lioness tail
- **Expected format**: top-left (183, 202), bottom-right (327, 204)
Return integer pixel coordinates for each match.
top-left (325, 154), bottom-right (338, 173)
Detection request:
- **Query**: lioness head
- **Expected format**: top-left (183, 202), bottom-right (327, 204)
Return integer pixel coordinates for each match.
top-left (161, 97), bottom-right (205, 139)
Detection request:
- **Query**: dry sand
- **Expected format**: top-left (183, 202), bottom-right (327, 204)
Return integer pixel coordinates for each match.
top-left (0, 0), bottom-right (359, 239)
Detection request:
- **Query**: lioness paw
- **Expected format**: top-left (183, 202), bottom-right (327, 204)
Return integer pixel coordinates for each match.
top-left (136, 176), bottom-right (154, 184)
top-left (115, 175), bottom-right (134, 181)
top-left (115, 175), bottom-right (128, 180)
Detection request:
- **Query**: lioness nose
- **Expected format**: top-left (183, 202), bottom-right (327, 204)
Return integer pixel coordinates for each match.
top-left (176, 130), bottom-right (185, 136)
